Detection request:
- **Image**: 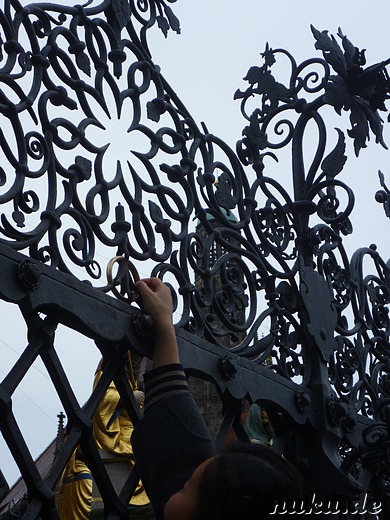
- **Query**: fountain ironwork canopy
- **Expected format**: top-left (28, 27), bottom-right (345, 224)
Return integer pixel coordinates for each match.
top-left (0, 1), bottom-right (390, 518)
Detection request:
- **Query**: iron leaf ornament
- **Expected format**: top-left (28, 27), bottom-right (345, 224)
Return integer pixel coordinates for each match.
top-left (312, 26), bottom-right (390, 156)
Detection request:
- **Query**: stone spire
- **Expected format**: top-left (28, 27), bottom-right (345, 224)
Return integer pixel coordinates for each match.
top-left (53, 412), bottom-right (66, 463)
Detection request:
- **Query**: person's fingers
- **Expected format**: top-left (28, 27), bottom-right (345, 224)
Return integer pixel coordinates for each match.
top-left (135, 279), bottom-right (149, 295)
top-left (136, 278), bottom-right (162, 293)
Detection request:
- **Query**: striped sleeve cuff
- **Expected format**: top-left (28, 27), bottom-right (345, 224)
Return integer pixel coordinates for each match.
top-left (143, 363), bottom-right (189, 411)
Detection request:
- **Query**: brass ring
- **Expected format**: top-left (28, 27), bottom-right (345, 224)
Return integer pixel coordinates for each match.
top-left (106, 256), bottom-right (140, 302)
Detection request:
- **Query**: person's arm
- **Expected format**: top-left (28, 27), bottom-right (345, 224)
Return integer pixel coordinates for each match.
top-left (132, 278), bottom-right (215, 520)
top-left (135, 278), bottom-right (179, 368)
top-left (136, 278), bottom-right (188, 411)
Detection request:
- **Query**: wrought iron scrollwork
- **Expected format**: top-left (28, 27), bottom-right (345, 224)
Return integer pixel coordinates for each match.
top-left (1, 1), bottom-right (390, 515)
top-left (2, 2), bottom-right (390, 374)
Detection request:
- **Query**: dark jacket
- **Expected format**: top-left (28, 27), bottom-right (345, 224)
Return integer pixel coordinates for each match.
top-left (132, 364), bottom-right (215, 520)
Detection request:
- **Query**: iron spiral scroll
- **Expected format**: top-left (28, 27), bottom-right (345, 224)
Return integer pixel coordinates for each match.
top-left (1, 0), bottom-right (390, 515)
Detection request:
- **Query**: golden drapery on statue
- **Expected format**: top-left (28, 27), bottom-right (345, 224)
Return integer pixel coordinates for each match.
top-left (92, 363), bottom-right (149, 507)
top-left (59, 352), bottom-right (151, 519)
top-left (58, 448), bottom-right (92, 520)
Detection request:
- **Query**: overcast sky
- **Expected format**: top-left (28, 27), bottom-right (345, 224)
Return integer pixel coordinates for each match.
top-left (1, 0), bottom-right (390, 487)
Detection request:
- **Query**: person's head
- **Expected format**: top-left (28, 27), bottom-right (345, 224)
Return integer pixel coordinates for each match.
top-left (164, 441), bottom-right (307, 520)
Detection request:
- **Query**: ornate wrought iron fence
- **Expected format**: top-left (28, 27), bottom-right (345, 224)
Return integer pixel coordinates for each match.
top-left (0, 0), bottom-right (390, 518)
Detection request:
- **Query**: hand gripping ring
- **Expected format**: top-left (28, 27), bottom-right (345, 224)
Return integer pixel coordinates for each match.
top-left (106, 256), bottom-right (140, 303)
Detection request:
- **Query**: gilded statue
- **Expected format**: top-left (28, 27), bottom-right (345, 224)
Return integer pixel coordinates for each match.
top-left (59, 352), bottom-right (151, 519)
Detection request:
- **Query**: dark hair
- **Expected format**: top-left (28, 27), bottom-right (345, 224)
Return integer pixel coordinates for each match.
top-left (194, 441), bottom-right (307, 520)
